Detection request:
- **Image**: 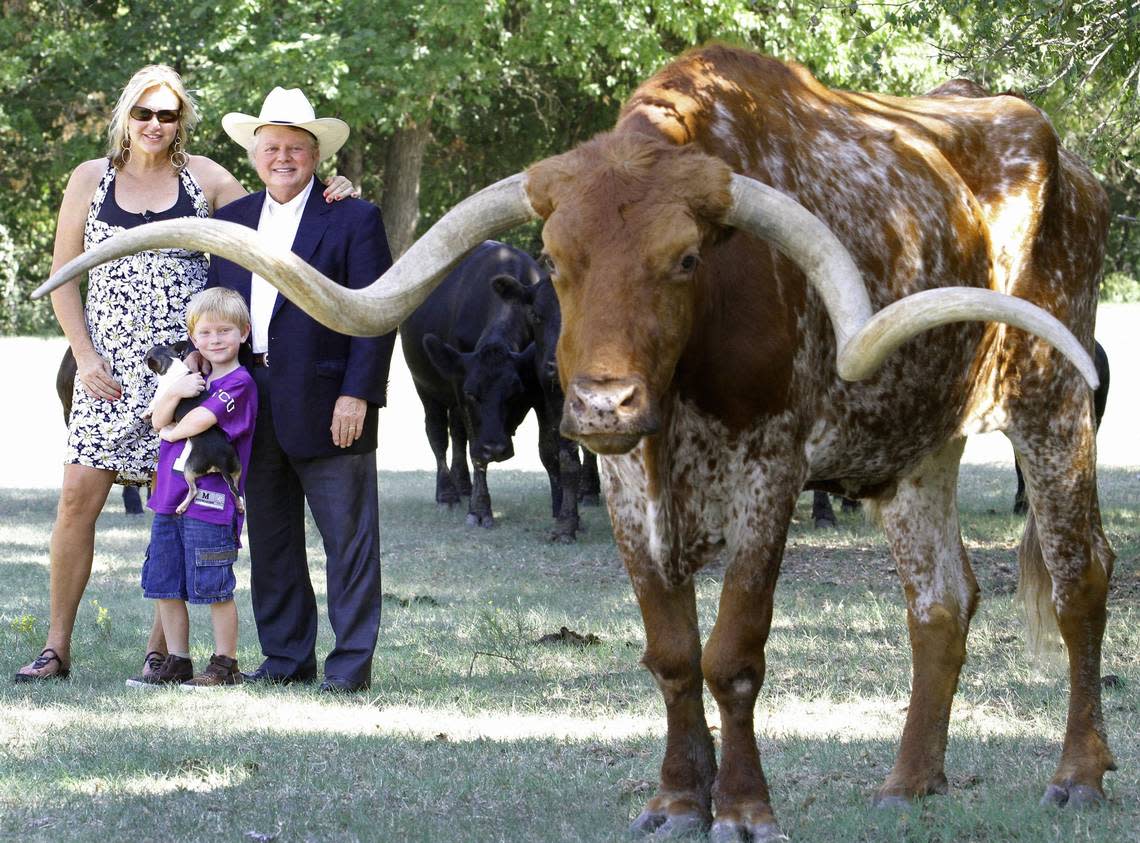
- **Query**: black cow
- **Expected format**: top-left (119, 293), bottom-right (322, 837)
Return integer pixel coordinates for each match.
top-left (811, 491), bottom-right (860, 528)
top-left (493, 272), bottom-right (602, 540)
top-left (402, 240), bottom-right (582, 534)
top-left (56, 348), bottom-right (144, 514)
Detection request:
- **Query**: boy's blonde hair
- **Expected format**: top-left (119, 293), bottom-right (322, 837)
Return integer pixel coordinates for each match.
top-left (187, 288), bottom-right (251, 334)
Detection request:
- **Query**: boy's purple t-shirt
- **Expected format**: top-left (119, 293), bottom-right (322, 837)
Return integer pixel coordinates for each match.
top-left (148, 367), bottom-right (258, 540)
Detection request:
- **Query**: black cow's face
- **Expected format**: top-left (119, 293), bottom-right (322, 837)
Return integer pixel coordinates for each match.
top-left (423, 336), bottom-right (537, 465)
top-left (492, 274), bottom-right (562, 390)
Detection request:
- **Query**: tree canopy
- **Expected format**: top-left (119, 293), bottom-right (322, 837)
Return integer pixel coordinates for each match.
top-left (2, 0), bottom-right (1136, 334)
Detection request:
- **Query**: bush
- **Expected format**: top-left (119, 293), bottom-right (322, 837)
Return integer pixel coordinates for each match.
top-left (0, 223), bottom-right (57, 336)
top-left (1100, 271), bottom-right (1140, 303)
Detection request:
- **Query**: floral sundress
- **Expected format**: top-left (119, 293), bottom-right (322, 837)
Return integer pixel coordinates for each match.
top-left (64, 160), bottom-right (211, 485)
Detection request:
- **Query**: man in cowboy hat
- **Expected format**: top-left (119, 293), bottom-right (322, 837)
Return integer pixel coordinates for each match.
top-left (207, 86), bottom-right (395, 692)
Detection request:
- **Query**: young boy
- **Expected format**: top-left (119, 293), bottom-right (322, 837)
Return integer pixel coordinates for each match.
top-left (128, 288), bottom-right (258, 688)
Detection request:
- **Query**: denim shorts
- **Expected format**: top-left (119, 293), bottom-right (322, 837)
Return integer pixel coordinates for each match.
top-left (142, 514), bottom-right (237, 604)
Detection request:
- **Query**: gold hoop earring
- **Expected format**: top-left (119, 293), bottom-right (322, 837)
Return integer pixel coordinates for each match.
top-left (119, 135), bottom-right (131, 166)
top-left (169, 134), bottom-right (188, 169)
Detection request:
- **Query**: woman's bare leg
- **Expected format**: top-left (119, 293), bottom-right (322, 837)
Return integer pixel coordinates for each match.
top-left (17, 464), bottom-right (114, 677)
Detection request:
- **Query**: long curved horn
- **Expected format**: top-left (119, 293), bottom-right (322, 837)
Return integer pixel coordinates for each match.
top-left (34, 173), bottom-right (538, 336)
top-left (723, 174), bottom-right (874, 355)
top-left (841, 288), bottom-right (1098, 386)
top-left (723, 174), bottom-right (1098, 389)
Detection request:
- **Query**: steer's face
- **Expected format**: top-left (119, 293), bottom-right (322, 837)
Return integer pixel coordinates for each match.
top-left (526, 133), bottom-right (732, 454)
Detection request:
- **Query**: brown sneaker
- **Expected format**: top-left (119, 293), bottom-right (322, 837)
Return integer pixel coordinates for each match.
top-left (181, 654), bottom-right (242, 689)
top-left (126, 654), bottom-right (193, 688)
top-left (141, 650), bottom-right (166, 679)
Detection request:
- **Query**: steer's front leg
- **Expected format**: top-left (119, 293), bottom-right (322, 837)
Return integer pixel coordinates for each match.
top-left (700, 490), bottom-right (797, 843)
top-left (627, 555), bottom-right (717, 837)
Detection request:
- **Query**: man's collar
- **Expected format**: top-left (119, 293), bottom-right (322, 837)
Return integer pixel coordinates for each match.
top-left (265, 177), bottom-right (316, 216)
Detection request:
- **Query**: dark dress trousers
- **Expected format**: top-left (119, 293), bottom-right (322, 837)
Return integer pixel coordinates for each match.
top-left (207, 182), bottom-right (396, 686)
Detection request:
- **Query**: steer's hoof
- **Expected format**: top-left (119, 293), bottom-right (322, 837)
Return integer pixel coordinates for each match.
top-left (813, 515), bottom-right (838, 529)
top-left (629, 808), bottom-right (707, 838)
top-left (1041, 782), bottom-right (1106, 808)
top-left (465, 512), bottom-right (494, 529)
top-left (710, 818), bottom-right (787, 843)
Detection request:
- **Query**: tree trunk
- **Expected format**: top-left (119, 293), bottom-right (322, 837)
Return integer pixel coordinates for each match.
top-left (381, 119), bottom-right (431, 258)
top-left (337, 135), bottom-right (365, 192)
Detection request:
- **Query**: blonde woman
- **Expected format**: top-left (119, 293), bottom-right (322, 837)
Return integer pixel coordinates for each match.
top-left (15, 65), bottom-right (355, 682)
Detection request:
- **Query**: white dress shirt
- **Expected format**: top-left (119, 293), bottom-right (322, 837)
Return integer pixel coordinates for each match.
top-left (249, 178), bottom-right (315, 353)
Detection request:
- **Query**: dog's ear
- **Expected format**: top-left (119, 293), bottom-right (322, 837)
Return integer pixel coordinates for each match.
top-left (173, 340), bottom-right (193, 358)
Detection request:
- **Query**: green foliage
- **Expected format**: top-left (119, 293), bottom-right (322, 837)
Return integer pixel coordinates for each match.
top-left (3, 1), bottom-right (1137, 332)
top-left (1101, 270), bottom-right (1140, 303)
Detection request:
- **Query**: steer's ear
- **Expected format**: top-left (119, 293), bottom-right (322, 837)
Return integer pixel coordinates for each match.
top-left (422, 334), bottom-right (465, 381)
top-left (492, 274), bottom-right (534, 306)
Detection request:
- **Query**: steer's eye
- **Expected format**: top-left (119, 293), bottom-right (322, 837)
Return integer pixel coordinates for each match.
top-left (679, 254), bottom-right (700, 273)
top-left (540, 253), bottom-right (558, 277)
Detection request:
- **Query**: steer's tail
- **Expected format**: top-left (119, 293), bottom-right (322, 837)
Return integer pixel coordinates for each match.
top-left (1017, 502), bottom-right (1116, 659)
top-left (1017, 510), bottom-right (1063, 658)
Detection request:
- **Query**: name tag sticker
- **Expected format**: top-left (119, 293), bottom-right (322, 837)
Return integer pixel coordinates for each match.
top-left (172, 440), bottom-right (192, 472)
top-left (194, 489), bottom-right (226, 511)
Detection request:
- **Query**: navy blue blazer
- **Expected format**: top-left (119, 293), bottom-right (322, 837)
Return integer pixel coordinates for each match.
top-left (207, 181), bottom-right (396, 460)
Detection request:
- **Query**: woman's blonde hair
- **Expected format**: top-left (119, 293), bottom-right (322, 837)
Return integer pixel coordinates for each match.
top-left (186, 288), bottom-right (251, 335)
top-left (107, 65), bottom-right (200, 170)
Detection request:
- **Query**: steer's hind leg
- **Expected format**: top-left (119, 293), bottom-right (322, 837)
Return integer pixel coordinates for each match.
top-left (1011, 410), bottom-right (1116, 807)
top-left (875, 438), bottom-right (978, 804)
top-left (627, 557), bottom-right (716, 837)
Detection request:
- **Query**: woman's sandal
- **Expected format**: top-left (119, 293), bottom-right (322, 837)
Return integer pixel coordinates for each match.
top-left (13, 648), bottom-right (71, 683)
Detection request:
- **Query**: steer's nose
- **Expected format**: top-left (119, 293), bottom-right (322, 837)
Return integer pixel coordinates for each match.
top-left (563, 376), bottom-right (658, 439)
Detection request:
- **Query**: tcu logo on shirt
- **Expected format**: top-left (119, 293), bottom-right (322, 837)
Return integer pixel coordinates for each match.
top-left (215, 388), bottom-right (236, 413)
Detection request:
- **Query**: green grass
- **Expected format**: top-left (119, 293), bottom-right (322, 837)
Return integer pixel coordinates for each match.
top-left (1, 467), bottom-right (1137, 842)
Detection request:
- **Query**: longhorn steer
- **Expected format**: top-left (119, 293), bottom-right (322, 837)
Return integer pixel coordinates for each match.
top-left (39, 45), bottom-right (1115, 839)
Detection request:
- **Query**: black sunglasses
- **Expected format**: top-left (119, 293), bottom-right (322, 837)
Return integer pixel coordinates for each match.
top-left (129, 105), bottom-right (181, 124)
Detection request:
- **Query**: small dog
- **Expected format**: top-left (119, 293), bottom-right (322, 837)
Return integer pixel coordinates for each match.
top-left (144, 341), bottom-right (244, 515)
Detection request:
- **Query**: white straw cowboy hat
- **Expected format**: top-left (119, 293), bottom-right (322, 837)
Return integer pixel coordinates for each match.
top-left (222, 87), bottom-right (349, 161)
